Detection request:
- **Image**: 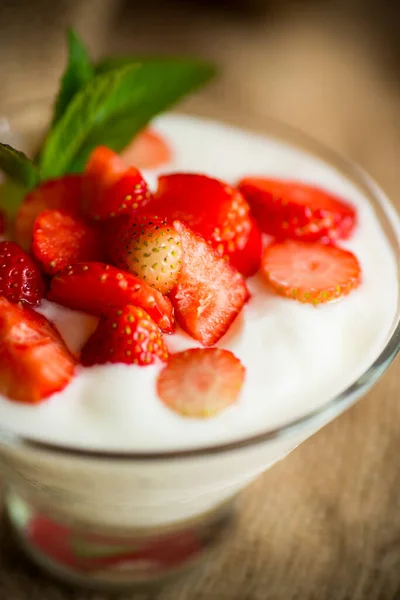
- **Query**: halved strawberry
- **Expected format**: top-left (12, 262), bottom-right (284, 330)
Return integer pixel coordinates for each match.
top-left (157, 348), bottom-right (245, 418)
top-left (81, 305), bottom-right (168, 367)
top-left (170, 221), bottom-right (249, 346)
top-left (261, 240), bottom-right (361, 304)
top-left (238, 178), bottom-right (357, 242)
top-left (14, 175), bottom-right (82, 250)
top-left (31, 209), bottom-right (103, 276)
top-left (121, 128), bottom-right (172, 170)
top-left (0, 297), bottom-right (76, 403)
top-left (146, 173), bottom-right (261, 277)
top-left (83, 146), bottom-right (151, 220)
top-left (0, 241), bottom-right (45, 306)
top-left (48, 262), bottom-right (174, 333)
top-left (110, 214), bottom-right (183, 294)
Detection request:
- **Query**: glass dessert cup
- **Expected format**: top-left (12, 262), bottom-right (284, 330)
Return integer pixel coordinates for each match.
top-left (0, 99), bottom-right (399, 591)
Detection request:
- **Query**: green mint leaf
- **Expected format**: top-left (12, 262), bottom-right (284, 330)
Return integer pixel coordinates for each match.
top-left (40, 59), bottom-right (216, 178)
top-left (0, 143), bottom-right (40, 189)
top-left (39, 65), bottom-right (138, 179)
top-left (51, 28), bottom-right (93, 127)
top-left (95, 56), bottom-right (163, 75)
top-left (0, 179), bottom-right (28, 219)
top-left (70, 58), bottom-right (217, 172)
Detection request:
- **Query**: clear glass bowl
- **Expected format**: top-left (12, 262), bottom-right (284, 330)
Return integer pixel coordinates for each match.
top-left (0, 98), bottom-right (399, 591)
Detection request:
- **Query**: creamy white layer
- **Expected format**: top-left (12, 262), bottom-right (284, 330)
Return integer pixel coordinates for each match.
top-left (0, 114), bottom-right (397, 451)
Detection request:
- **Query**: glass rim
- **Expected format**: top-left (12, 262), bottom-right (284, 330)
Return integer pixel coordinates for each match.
top-left (1, 97), bottom-right (399, 461)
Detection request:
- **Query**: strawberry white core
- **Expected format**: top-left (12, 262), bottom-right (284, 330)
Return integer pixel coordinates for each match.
top-left (0, 114), bottom-right (397, 450)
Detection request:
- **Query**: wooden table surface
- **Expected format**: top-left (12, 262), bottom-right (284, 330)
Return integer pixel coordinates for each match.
top-left (0, 2), bottom-right (399, 598)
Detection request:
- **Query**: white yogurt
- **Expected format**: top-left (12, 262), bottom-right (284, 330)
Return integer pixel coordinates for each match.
top-left (0, 114), bottom-right (398, 451)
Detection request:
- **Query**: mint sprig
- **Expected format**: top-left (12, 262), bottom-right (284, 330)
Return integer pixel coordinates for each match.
top-left (69, 59), bottom-right (216, 172)
top-left (0, 28), bottom-right (216, 215)
top-left (39, 65), bottom-right (136, 179)
top-left (0, 143), bottom-right (39, 189)
top-left (51, 29), bottom-right (94, 127)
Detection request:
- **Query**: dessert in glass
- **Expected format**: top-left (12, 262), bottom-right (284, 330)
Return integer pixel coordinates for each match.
top-left (0, 34), bottom-right (398, 591)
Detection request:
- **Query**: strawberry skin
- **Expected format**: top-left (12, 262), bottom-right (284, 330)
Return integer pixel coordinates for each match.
top-left (32, 209), bottom-right (103, 276)
top-left (0, 298), bottom-right (76, 403)
top-left (121, 128), bottom-right (172, 170)
top-left (109, 214), bottom-right (183, 294)
top-left (81, 305), bottom-right (168, 367)
top-left (146, 173), bottom-right (262, 277)
top-left (14, 175), bottom-right (82, 250)
top-left (262, 240), bottom-right (361, 304)
top-left (0, 241), bottom-right (45, 306)
top-left (83, 146), bottom-right (151, 220)
top-left (157, 348), bottom-right (245, 418)
top-left (226, 216), bottom-right (262, 278)
top-left (170, 221), bottom-right (249, 346)
top-left (239, 178), bottom-right (357, 242)
top-left (48, 262), bottom-right (174, 333)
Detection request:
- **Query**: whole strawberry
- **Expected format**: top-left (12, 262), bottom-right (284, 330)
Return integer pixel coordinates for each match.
top-left (110, 215), bottom-right (183, 294)
top-left (0, 241), bottom-right (45, 306)
top-left (81, 305), bottom-right (169, 367)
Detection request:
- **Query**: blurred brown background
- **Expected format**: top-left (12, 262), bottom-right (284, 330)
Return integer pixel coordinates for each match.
top-left (0, 1), bottom-right (400, 599)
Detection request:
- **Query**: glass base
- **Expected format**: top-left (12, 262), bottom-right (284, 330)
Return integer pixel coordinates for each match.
top-left (4, 489), bottom-right (236, 591)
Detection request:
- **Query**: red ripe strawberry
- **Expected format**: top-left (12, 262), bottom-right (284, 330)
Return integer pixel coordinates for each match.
top-left (261, 240), bottom-right (361, 304)
top-left (0, 297), bottom-right (76, 403)
top-left (170, 221), bottom-right (249, 346)
top-left (110, 214), bottom-right (183, 294)
top-left (48, 262), bottom-right (174, 333)
top-left (83, 146), bottom-right (151, 221)
top-left (146, 173), bottom-right (262, 277)
top-left (0, 241), bottom-right (45, 306)
top-left (27, 517), bottom-right (80, 570)
top-left (121, 128), bottom-right (172, 170)
top-left (31, 209), bottom-right (103, 276)
top-left (238, 178), bottom-right (356, 242)
top-left (157, 348), bottom-right (245, 418)
top-left (14, 175), bottom-right (82, 250)
top-left (81, 305), bottom-right (168, 367)
top-left (225, 216), bottom-right (262, 278)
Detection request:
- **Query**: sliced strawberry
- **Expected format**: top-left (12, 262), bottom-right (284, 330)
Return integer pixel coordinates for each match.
top-left (261, 240), bottom-right (361, 304)
top-left (238, 178), bottom-right (357, 242)
top-left (48, 262), bottom-right (174, 333)
top-left (121, 128), bottom-right (172, 170)
top-left (0, 298), bottom-right (76, 403)
top-left (157, 348), bottom-right (245, 418)
top-left (170, 221), bottom-right (249, 346)
top-left (83, 146), bottom-right (151, 221)
top-left (81, 305), bottom-right (168, 367)
top-left (146, 173), bottom-right (261, 277)
top-left (28, 515), bottom-right (200, 573)
top-left (110, 214), bottom-right (183, 294)
top-left (28, 517), bottom-right (80, 570)
top-left (0, 241), bottom-right (45, 306)
top-left (14, 175), bottom-right (82, 250)
top-left (31, 209), bottom-right (103, 276)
